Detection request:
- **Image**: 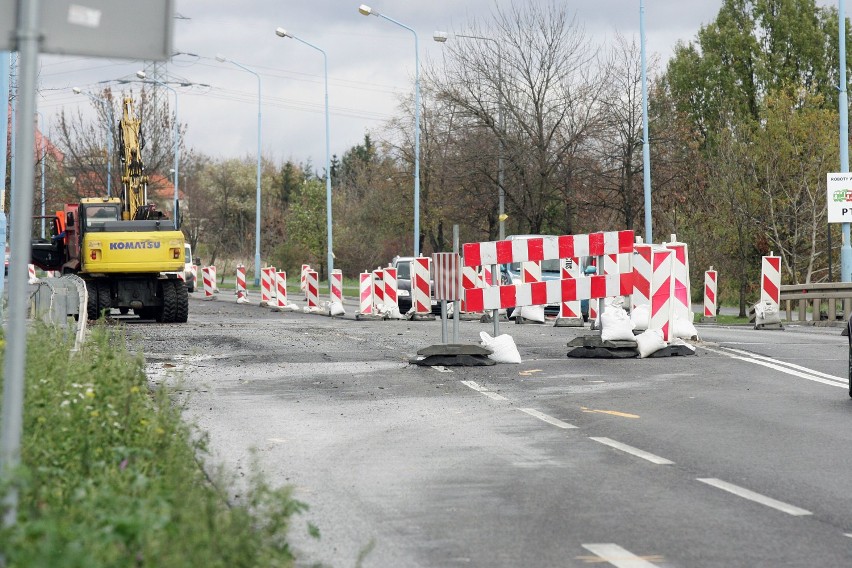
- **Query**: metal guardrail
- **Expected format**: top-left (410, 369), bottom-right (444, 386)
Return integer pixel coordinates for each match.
top-left (779, 282), bottom-right (852, 323)
top-left (28, 275), bottom-right (88, 350)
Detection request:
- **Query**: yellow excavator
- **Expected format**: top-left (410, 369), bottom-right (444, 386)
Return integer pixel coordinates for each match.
top-left (31, 97), bottom-right (189, 322)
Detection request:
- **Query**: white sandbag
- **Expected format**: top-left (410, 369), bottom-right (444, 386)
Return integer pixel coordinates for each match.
top-left (328, 301), bottom-right (345, 316)
top-left (517, 304), bottom-right (545, 323)
top-left (479, 331), bottom-right (522, 364)
top-left (600, 305), bottom-right (636, 342)
top-left (631, 304), bottom-right (650, 330)
top-left (671, 313), bottom-right (698, 340)
top-left (636, 329), bottom-right (666, 358)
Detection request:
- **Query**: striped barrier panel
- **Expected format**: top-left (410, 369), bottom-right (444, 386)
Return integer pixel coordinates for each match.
top-left (383, 267), bottom-right (398, 311)
top-left (372, 269), bottom-right (385, 309)
top-left (632, 243), bottom-right (653, 311)
top-left (664, 235), bottom-right (692, 323)
top-left (275, 271), bottom-right (288, 308)
top-left (305, 269), bottom-right (319, 308)
top-left (412, 257), bottom-right (433, 315)
top-left (462, 231), bottom-right (634, 313)
top-left (433, 253), bottom-right (461, 301)
top-left (202, 266), bottom-right (215, 298)
top-left (761, 255), bottom-right (781, 310)
top-left (28, 264), bottom-right (37, 282)
top-left (358, 272), bottom-right (374, 314)
top-left (559, 258), bottom-right (582, 319)
top-left (260, 266), bottom-right (276, 306)
top-left (704, 268), bottom-right (717, 319)
top-left (330, 269), bottom-right (343, 305)
top-left (300, 264), bottom-right (310, 297)
top-left (650, 249), bottom-right (674, 341)
top-left (236, 265), bottom-right (247, 301)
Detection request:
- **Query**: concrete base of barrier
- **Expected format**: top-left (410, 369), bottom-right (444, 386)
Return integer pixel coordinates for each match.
top-left (698, 316), bottom-right (716, 323)
top-left (409, 313), bottom-right (436, 321)
top-left (514, 316), bottom-right (545, 325)
top-left (567, 335), bottom-right (638, 358)
top-left (458, 312), bottom-right (482, 321)
top-left (554, 317), bottom-right (584, 327)
top-left (356, 313), bottom-right (384, 321)
top-left (479, 312), bottom-right (509, 323)
top-left (411, 344), bottom-right (495, 366)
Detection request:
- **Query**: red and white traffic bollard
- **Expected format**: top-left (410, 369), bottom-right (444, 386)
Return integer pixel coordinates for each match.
top-left (383, 267), bottom-right (399, 315)
top-left (412, 257), bottom-right (435, 319)
top-left (650, 249), bottom-right (674, 341)
top-left (236, 264), bottom-right (248, 303)
top-left (703, 267), bottom-right (717, 322)
top-left (330, 269), bottom-right (343, 305)
top-left (555, 257), bottom-right (583, 327)
top-left (305, 269), bottom-right (320, 309)
top-left (275, 270), bottom-right (288, 309)
top-left (202, 266), bottom-right (215, 299)
top-left (260, 266), bottom-right (276, 306)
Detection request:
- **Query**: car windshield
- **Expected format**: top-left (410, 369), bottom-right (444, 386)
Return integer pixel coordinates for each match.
top-left (395, 260), bottom-right (411, 279)
top-left (510, 258), bottom-right (561, 273)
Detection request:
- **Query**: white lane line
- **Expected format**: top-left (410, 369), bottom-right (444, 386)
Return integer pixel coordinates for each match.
top-left (845, 533), bottom-right (852, 539)
top-left (702, 346), bottom-right (847, 388)
top-left (518, 408), bottom-right (577, 429)
top-left (697, 478), bottom-right (812, 516)
top-left (589, 437), bottom-right (674, 465)
top-left (580, 543), bottom-right (660, 567)
top-left (460, 380), bottom-right (507, 401)
top-left (723, 347), bottom-right (848, 383)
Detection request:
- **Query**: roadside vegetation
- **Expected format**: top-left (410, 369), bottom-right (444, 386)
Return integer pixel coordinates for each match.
top-left (0, 325), bottom-right (309, 567)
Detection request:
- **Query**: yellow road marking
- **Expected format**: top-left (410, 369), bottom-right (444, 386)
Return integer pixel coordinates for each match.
top-left (519, 369), bottom-right (543, 376)
top-left (580, 406), bottom-right (640, 419)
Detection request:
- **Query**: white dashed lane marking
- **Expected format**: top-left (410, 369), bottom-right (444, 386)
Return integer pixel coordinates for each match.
top-left (697, 478), bottom-right (812, 516)
top-left (589, 437), bottom-right (674, 465)
top-left (518, 407), bottom-right (577, 429)
top-left (580, 543), bottom-right (661, 567)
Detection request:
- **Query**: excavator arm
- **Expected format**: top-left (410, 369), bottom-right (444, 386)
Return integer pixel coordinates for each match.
top-left (118, 97), bottom-right (150, 221)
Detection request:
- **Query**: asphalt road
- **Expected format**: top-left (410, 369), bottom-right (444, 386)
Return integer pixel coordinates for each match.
top-left (131, 293), bottom-right (852, 568)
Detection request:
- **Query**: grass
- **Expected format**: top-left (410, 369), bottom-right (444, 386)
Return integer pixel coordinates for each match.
top-left (0, 324), bottom-right (311, 567)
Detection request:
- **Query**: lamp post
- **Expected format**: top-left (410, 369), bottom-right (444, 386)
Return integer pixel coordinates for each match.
top-left (72, 87), bottom-right (114, 198)
top-left (839, 0), bottom-right (851, 282)
top-left (640, 0), bottom-right (653, 244)
top-left (216, 55), bottom-right (263, 285)
top-left (275, 27), bottom-right (335, 292)
top-left (35, 111), bottom-right (45, 238)
top-left (434, 31), bottom-right (506, 240)
top-left (135, 71), bottom-right (180, 230)
top-left (359, 4), bottom-right (421, 256)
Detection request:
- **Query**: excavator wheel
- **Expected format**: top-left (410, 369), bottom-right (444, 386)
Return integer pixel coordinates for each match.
top-left (156, 279), bottom-right (177, 323)
top-left (86, 281), bottom-right (99, 320)
top-left (173, 280), bottom-right (189, 323)
top-left (97, 281), bottom-right (112, 318)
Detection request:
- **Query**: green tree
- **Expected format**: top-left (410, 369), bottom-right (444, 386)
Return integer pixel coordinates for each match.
top-left (284, 178), bottom-right (327, 277)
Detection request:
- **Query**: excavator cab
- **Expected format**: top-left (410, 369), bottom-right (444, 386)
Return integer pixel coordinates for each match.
top-left (30, 215), bottom-right (66, 271)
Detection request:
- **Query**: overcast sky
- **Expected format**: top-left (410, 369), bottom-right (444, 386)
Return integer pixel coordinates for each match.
top-left (31, 1), bottom-right (827, 171)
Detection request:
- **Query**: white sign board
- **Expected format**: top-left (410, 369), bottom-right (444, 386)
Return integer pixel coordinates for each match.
top-left (0, 0), bottom-right (172, 60)
top-left (827, 172), bottom-right (852, 223)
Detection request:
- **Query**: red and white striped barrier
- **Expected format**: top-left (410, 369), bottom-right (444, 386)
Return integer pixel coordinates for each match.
top-left (664, 235), bottom-right (692, 323)
top-left (305, 269), bottom-right (320, 309)
top-left (330, 269), bottom-right (343, 305)
top-left (358, 272), bottom-right (374, 315)
top-left (632, 243), bottom-right (653, 311)
top-left (260, 266), bottom-right (276, 306)
top-left (650, 249), bottom-right (674, 341)
top-left (761, 255), bottom-right (781, 309)
top-left (275, 270), bottom-right (288, 309)
top-left (202, 266), bottom-right (215, 298)
top-left (176, 271), bottom-right (185, 283)
top-left (300, 264), bottom-right (310, 297)
top-left (28, 264), bottom-right (37, 283)
top-left (372, 269), bottom-right (385, 310)
top-left (704, 268), bottom-right (717, 320)
top-left (383, 267), bottom-right (398, 311)
top-left (209, 265), bottom-right (218, 292)
top-left (190, 264), bottom-right (198, 289)
top-left (462, 231), bottom-right (634, 313)
top-left (236, 264), bottom-right (248, 303)
top-left (558, 258), bottom-right (582, 321)
top-left (412, 257), bottom-right (433, 315)
top-left (463, 230), bottom-right (634, 268)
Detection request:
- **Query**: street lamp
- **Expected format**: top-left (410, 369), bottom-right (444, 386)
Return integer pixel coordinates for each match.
top-left (433, 30), bottom-right (506, 240)
top-left (72, 87), bottom-right (114, 198)
top-left (359, 4), bottom-right (422, 256)
top-left (640, 0), bottom-right (653, 244)
top-left (838, 0), bottom-right (851, 282)
top-left (275, 27), bottom-right (335, 293)
top-left (135, 70), bottom-right (180, 230)
top-left (216, 55), bottom-right (263, 286)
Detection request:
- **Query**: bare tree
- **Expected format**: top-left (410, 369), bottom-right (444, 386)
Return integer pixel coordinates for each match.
top-left (430, 1), bottom-right (605, 235)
